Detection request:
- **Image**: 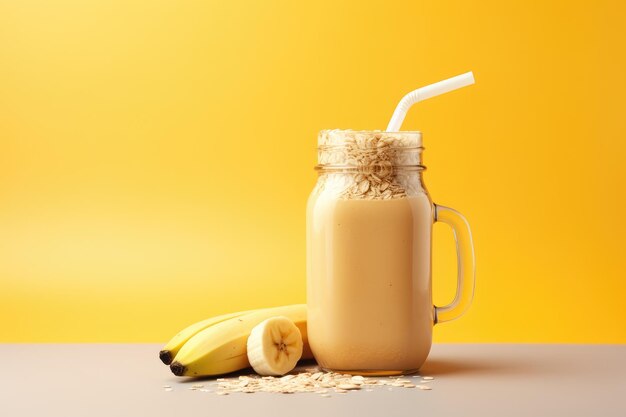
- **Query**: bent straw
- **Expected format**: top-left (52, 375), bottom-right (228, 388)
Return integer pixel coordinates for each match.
top-left (386, 72), bottom-right (475, 132)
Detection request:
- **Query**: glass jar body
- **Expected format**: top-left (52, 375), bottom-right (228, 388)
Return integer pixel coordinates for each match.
top-left (306, 167), bottom-right (434, 375)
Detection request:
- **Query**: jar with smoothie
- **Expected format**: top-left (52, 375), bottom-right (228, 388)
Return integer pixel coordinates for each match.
top-left (306, 129), bottom-right (475, 375)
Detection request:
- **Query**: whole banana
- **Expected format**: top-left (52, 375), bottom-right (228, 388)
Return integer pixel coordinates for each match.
top-left (159, 309), bottom-right (253, 365)
top-left (170, 304), bottom-right (312, 377)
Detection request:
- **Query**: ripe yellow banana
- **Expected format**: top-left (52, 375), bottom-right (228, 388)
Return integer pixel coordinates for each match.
top-left (170, 304), bottom-right (312, 377)
top-left (247, 316), bottom-right (304, 376)
top-left (159, 309), bottom-right (253, 365)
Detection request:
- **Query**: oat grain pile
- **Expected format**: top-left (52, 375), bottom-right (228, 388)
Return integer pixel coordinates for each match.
top-left (168, 367), bottom-right (435, 396)
top-left (316, 130), bottom-right (423, 200)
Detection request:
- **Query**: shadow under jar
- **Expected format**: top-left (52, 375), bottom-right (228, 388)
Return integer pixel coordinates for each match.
top-left (306, 130), bottom-right (475, 375)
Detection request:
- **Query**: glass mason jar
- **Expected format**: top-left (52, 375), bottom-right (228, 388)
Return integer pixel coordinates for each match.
top-left (306, 130), bottom-right (475, 375)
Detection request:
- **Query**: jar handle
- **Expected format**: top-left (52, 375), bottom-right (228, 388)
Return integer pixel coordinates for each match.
top-left (433, 204), bottom-right (476, 324)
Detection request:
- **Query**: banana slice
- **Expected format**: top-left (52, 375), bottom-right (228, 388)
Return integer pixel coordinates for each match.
top-left (246, 316), bottom-right (303, 376)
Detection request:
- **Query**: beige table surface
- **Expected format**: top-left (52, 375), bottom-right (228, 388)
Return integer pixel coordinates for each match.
top-left (0, 344), bottom-right (624, 417)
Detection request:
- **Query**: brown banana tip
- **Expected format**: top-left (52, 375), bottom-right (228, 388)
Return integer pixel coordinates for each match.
top-left (159, 350), bottom-right (173, 365)
top-left (170, 361), bottom-right (186, 376)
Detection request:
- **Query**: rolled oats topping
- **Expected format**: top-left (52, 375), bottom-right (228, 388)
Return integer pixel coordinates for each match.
top-left (315, 130), bottom-right (424, 200)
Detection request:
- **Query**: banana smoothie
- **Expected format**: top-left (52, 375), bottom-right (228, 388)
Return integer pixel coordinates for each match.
top-left (306, 130), bottom-right (434, 374)
top-left (307, 195), bottom-right (433, 373)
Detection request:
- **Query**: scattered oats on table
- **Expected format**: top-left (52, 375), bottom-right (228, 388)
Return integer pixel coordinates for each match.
top-left (193, 369), bottom-right (434, 395)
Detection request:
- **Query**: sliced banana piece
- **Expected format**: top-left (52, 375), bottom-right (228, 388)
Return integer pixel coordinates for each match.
top-left (247, 316), bottom-right (303, 376)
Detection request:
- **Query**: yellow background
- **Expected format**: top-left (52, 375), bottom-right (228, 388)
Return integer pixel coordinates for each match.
top-left (1, 0), bottom-right (625, 343)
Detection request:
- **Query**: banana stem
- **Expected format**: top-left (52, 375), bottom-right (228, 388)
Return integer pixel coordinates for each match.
top-left (159, 350), bottom-right (173, 365)
top-left (170, 362), bottom-right (186, 376)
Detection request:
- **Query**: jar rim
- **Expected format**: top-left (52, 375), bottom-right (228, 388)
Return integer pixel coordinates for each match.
top-left (319, 129), bottom-right (422, 135)
top-left (318, 130), bottom-right (423, 150)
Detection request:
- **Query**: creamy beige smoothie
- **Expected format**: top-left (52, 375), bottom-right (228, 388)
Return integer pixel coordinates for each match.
top-left (306, 130), bottom-right (434, 374)
top-left (307, 194), bottom-right (433, 373)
